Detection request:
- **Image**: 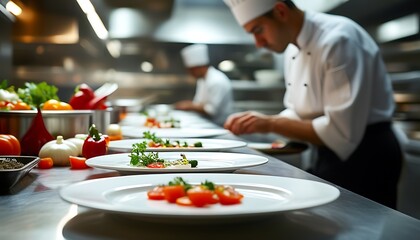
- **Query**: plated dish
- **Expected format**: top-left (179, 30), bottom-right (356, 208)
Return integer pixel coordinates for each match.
top-left (59, 173), bottom-right (340, 223)
top-left (86, 152), bottom-right (268, 173)
top-left (108, 138), bottom-right (247, 152)
top-left (121, 126), bottom-right (229, 138)
top-left (248, 141), bottom-right (308, 154)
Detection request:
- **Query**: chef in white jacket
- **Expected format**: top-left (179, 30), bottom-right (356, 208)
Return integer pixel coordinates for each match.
top-left (223, 0), bottom-right (402, 208)
top-left (175, 44), bottom-right (234, 126)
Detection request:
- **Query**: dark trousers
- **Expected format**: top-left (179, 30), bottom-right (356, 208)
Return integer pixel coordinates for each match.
top-left (312, 122), bottom-right (402, 209)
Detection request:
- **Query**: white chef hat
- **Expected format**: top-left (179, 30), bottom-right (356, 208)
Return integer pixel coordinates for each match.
top-left (180, 44), bottom-right (210, 68)
top-left (224, 0), bottom-right (278, 26)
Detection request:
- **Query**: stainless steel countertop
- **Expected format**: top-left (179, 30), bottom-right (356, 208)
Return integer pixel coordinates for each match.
top-left (1, 113), bottom-right (420, 240)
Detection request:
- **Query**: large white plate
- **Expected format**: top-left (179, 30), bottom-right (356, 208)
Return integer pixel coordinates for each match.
top-left (108, 138), bottom-right (247, 152)
top-left (60, 173), bottom-right (340, 222)
top-left (86, 152), bottom-right (268, 173)
top-left (121, 126), bottom-right (230, 138)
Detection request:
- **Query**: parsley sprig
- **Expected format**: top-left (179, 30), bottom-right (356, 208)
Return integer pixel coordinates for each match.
top-left (129, 141), bottom-right (164, 167)
top-left (142, 131), bottom-right (202, 148)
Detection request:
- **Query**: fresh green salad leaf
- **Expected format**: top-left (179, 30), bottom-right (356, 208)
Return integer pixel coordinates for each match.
top-left (17, 81), bottom-right (59, 108)
top-left (0, 80), bottom-right (16, 92)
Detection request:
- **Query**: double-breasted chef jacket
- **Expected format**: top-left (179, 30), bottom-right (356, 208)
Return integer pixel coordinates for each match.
top-left (280, 11), bottom-right (395, 161)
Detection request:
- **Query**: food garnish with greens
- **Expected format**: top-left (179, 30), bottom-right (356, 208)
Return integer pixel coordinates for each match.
top-left (147, 177), bottom-right (244, 207)
top-left (129, 142), bottom-right (198, 168)
top-left (142, 131), bottom-right (203, 148)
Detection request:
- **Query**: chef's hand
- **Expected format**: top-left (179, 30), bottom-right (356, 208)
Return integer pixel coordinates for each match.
top-left (224, 111), bottom-right (273, 135)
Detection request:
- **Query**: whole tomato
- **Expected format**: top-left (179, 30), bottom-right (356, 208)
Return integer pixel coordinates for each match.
top-left (0, 134), bottom-right (21, 155)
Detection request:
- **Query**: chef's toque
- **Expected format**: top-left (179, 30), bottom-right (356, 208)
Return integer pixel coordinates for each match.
top-left (180, 44), bottom-right (210, 68)
top-left (224, 0), bottom-right (278, 26)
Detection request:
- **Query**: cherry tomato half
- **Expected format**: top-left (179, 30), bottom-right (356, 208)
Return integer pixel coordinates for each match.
top-left (69, 156), bottom-right (90, 169)
top-left (147, 186), bottom-right (165, 200)
top-left (215, 186), bottom-right (244, 205)
top-left (163, 185), bottom-right (186, 203)
top-left (176, 196), bottom-right (193, 206)
top-left (147, 162), bottom-right (165, 168)
top-left (187, 186), bottom-right (219, 207)
top-left (38, 157), bottom-right (54, 169)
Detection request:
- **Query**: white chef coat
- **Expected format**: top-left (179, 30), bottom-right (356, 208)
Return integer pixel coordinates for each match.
top-left (193, 66), bottom-right (234, 125)
top-left (279, 11), bottom-right (395, 161)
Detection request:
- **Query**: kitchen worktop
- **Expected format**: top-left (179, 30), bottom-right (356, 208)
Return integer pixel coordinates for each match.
top-left (1, 111), bottom-right (420, 240)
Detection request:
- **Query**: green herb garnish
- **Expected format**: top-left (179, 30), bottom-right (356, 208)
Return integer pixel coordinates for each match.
top-left (129, 141), bottom-right (164, 167)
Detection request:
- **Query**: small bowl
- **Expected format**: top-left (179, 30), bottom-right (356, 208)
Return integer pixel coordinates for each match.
top-left (0, 156), bottom-right (40, 190)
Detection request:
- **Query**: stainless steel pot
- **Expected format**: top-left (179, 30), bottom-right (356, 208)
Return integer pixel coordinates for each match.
top-left (0, 110), bottom-right (93, 140)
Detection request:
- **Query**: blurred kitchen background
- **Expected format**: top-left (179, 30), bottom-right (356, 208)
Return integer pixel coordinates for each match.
top-left (0, 0), bottom-right (420, 134)
top-left (2, 0), bottom-right (420, 218)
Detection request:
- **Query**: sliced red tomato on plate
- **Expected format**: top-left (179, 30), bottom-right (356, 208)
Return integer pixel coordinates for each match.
top-left (147, 186), bottom-right (165, 200)
top-left (187, 186), bottom-right (219, 207)
top-left (176, 196), bottom-right (193, 206)
top-left (215, 185), bottom-right (244, 205)
top-left (147, 162), bottom-right (165, 168)
top-left (163, 185), bottom-right (186, 203)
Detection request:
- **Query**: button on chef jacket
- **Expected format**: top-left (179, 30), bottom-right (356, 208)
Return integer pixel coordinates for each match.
top-left (279, 11), bottom-right (395, 161)
top-left (193, 66), bottom-right (234, 125)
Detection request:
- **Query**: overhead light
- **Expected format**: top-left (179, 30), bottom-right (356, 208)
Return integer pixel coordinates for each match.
top-left (76, 0), bottom-right (108, 40)
top-left (141, 61), bottom-right (154, 72)
top-left (6, 1), bottom-right (22, 16)
top-left (106, 40), bottom-right (121, 58)
top-left (376, 14), bottom-right (419, 43)
top-left (218, 60), bottom-right (235, 72)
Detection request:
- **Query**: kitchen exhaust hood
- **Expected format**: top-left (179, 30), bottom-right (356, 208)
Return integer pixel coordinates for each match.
top-left (11, 0), bottom-right (79, 44)
top-left (108, 0), bottom-right (253, 44)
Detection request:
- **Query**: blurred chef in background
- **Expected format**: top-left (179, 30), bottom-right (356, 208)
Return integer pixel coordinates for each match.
top-left (175, 44), bottom-right (234, 126)
top-left (223, 0), bottom-right (402, 209)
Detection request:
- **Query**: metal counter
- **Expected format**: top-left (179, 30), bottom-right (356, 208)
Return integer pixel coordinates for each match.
top-left (1, 114), bottom-right (420, 240)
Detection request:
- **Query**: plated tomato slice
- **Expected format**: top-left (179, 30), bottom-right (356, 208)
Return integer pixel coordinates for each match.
top-left (215, 186), bottom-right (244, 205)
top-left (176, 196), bottom-right (193, 206)
top-left (147, 186), bottom-right (165, 200)
top-left (38, 157), bottom-right (53, 169)
top-left (187, 186), bottom-right (218, 207)
top-left (163, 185), bottom-right (186, 203)
top-left (69, 156), bottom-right (90, 169)
top-left (147, 162), bottom-right (165, 168)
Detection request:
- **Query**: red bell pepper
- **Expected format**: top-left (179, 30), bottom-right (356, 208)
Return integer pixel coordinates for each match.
top-left (82, 124), bottom-right (108, 159)
top-left (69, 83), bottom-right (95, 110)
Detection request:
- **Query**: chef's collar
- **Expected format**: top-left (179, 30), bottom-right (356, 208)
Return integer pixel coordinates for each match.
top-left (296, 11), bottom-right (315, 50)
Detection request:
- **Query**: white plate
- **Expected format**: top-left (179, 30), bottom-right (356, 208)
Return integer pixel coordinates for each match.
top-left (60, 173), bottom-right (340, 222)
top-left (121, 126), bottom-right (229, 138)
top-left (108, 138), bottom-right (247, 152)
top-left (86, 152), bottom-right (268, 173)
top-left (248, 141), bottom-right (285, 150)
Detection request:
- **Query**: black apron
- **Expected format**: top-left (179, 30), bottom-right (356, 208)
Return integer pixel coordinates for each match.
top-left (312, 122), bottom-right (403, 209)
